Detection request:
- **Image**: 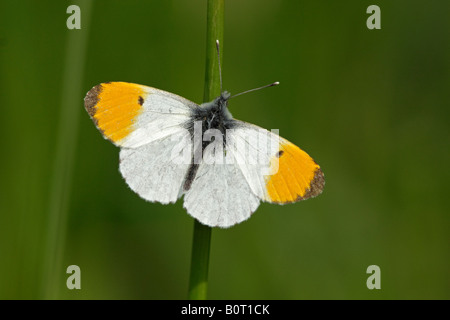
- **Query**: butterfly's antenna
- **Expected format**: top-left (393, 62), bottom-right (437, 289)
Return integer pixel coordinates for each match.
top-left (229, 81), bottom-right (280, 99)
top-left (216, 40), bottom-right (223, 93)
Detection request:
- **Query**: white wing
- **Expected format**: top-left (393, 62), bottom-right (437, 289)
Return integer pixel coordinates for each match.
top-left (119, 129), bottom-right (192, 204)
top-left (226, 120), bottom-right (324, 204)
top-left (84, 82), bottom-right (197, 148)
top-left (225, 120), bottom-right (281, 200)
top-left (183, 160), bottom-right (260, 228)
top-left (122, 87), bottom-right (196, 148)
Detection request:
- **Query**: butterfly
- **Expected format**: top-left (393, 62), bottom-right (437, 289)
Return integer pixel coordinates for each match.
top-left (84, 42), bottom-right (324, 228)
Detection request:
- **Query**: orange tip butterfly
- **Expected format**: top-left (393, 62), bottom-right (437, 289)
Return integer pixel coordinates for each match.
top-left (84, 40), bottom-right (324, 228)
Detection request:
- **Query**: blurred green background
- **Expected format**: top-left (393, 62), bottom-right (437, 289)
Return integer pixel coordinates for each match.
top-left (1, 0), bottom-right (449, 299)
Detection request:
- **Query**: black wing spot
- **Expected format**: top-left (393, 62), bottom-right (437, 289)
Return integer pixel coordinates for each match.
top-left (276, 150), bottom-right (284, 158)
top-left (138, 96), bottom-right (144, 106)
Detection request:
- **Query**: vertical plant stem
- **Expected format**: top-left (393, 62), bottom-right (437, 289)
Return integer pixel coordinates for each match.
top-left (188, 220), bottom-right (212, 299)
top-left (41, 0), bottom-right (92, 299)
top-left (203, 0), bottom-right (224, 103)
top-left (188, 0), bottom-right (224, 300)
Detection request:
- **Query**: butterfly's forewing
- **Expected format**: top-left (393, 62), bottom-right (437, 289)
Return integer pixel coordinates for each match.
top-left (84, 82), bottom-right (196, 148)
top-left (226, 120), bottom-right (324, 205)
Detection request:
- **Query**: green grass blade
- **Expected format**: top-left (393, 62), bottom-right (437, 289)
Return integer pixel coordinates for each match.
top-left (188, 0), bottom-right (224, 300)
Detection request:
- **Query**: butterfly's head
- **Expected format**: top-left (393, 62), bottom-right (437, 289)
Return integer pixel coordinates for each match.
top-left (215, 90), bottom-right (232, 119)
top-left (218, 91), bottom-right (231, 108)
top-left (220, 91), bottom-right (231, 101)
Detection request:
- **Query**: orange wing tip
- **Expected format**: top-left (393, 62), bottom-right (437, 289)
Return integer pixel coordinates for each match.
top-left (264, 141), bottom-right (325, 204)
top-left (84, 82), bottom-right (146, 144)
top-left (84, 83), bottom-right (104, 118)
top-left (297, 167), bottom-right (325, 201)
top-left (266, 166), bottom-right (325, 204)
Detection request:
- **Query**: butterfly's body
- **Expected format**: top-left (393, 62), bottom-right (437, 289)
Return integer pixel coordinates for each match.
top-left (84, 81), bottom-right (324, 228)
top-left (187, 91), bottom-right (232, 150)
top-left (182, 91), bottom-right (235, 192)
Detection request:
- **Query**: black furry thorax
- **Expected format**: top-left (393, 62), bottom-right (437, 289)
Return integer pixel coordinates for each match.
top-left (190, 91), bottom-right (234, 134)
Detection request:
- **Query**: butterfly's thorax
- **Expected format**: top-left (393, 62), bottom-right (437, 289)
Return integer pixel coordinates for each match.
top-left (195, 91), bottom-right (232, 126)
top-left (188, 91), bottom-right (234, 148)
top-left (182, 91), bottom-right (235, 191)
